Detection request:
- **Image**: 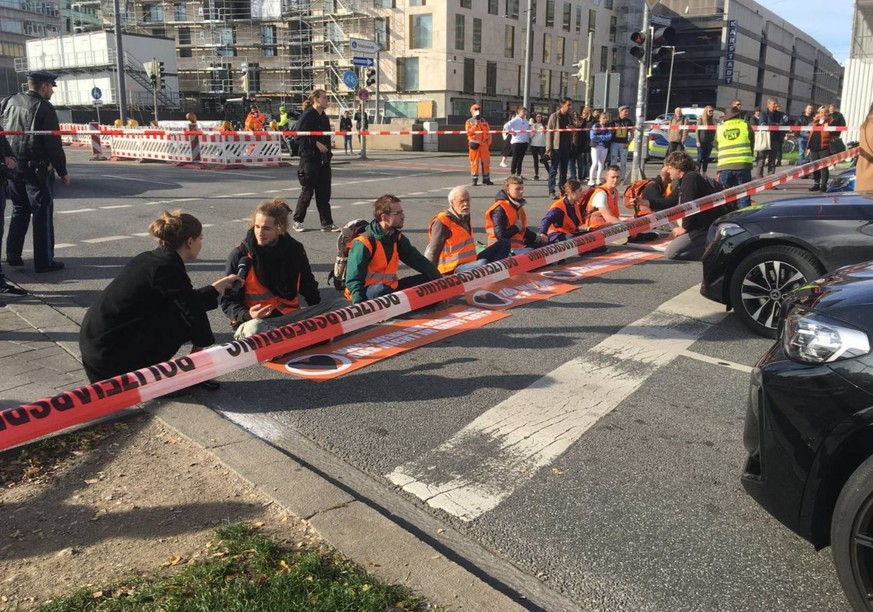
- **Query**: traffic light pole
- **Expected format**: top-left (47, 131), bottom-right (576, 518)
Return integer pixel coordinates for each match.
top-left (630, 4), bottom-right (650, 182)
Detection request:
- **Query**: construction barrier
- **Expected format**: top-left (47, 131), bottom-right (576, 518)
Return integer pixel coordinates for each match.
top-left (0, 146), bottom-right (859, 453)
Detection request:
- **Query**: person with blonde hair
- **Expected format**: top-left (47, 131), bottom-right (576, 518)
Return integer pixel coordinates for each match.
top-left (222, 198), bottom-right (348, 339)
top-left (79, 210), bottom-right (239, 385)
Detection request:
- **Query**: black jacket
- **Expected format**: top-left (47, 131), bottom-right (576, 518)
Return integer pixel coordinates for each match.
top-left (294, 107), bottom-right (332, 153)
top-left (221, 230), bottom-right (321, 329)
top-left (0, 90), bottom-right (67, 176)
top-left (648, 171), bottom-right (726, 233)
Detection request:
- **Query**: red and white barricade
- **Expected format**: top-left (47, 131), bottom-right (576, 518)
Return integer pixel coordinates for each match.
top-left (199, 131), bottom-right (283, 167)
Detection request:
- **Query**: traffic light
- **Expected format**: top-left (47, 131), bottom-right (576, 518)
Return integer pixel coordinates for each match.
top-left (157, 60), bottom-right (166, 90)
top-left (365, 68), bottom-right (376, 88)
top-left (629, 31), bottom-right (646, 62)
top-left (573, 59), bottom-right (588, 82)
top-left (146, 60), bottom-right (157, 88)
top-left (650, 26), bottom-right (676, 72)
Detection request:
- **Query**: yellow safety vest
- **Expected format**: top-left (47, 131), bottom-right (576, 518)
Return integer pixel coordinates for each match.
top-left (716, 119), bottom-right (754, 168)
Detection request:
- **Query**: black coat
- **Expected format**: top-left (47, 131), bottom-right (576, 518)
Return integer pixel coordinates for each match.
top-left (79, 248), bottom-right (219, 382)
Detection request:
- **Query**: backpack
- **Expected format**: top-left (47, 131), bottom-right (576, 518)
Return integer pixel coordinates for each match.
top-left (623, 179), bottom-right (656, 215)
top-left (328, 219), bottom-right (374, 291)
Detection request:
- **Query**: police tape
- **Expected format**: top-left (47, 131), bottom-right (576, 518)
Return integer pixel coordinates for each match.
top-left (0, 146), bottom-right (859, 452)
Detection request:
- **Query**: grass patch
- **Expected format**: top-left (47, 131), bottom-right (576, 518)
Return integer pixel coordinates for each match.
top-left (36, 522), bottom-right (432, 611)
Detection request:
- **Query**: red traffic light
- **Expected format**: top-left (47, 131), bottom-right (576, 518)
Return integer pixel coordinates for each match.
top-left (630, 31), bottom-right (645, 45)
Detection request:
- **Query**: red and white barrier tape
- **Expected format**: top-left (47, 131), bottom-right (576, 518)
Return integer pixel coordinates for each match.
top-left (0, 147), bottom-right (859, 452)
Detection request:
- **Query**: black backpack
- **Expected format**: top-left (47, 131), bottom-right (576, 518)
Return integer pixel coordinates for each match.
top-left (328, 219), bottom-right (375, 291)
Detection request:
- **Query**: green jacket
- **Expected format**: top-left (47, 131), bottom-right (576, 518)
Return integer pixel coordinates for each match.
top-left (716, 117), bottom-right (754, 171)
top-left (277, 111), bottom-right (290, 128)
top-left (345, 220), bottom-right (441, 304)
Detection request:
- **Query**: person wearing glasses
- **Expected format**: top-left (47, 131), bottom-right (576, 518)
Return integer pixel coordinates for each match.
top-left (344, 194), bottom-right (441, 304)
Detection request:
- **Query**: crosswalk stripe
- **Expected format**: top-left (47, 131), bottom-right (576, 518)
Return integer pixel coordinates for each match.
top-left (386, 285), bottom-right (727, 522)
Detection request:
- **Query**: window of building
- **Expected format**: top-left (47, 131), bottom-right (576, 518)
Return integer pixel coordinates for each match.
top-left (173, 2), bottom-right (185, 20)
top-left (488, 0), bottom-right (498, 15)
top-left (518, 65), bottom-right (523, 97)
top-left (562, 2), bottom-right (571, 31)
top-left (460, 0), bottom-right (471, 7)
top-left (506, 0), bottom-right (518, 18)
top-left (538, 69), bottom-right (547, 97)
top-left (545, 0), bottom-right (554, 27)
top-left (610, 47), bottom-right (617, 72)
top-left (178, 27), bottom-right (192, 57)
top-left (473, 17), bottom-right (481, 53)
top-left (463, 57), bottom-right (475, 92)
top-left (504, 24), bottom-right (514, 58)
top-left (375, 17), bottom-right (389, 51)
top-left (604, 0), bottom-right (613, 8)
top-left (588, 9), bottom-right (595, 33)
top-left (375, 0), bottom-right (394, 7)
top-left (600, 44), bottom-right (607, 72)
top-left (246, 63), bottom-right (261, 93)
top-left (262, 25), bottom-right (276, 56)
top-left (216, 27), bottom-right (234, 56)
top-left (559, 71), bottom-right (567, 97)
top-left (409, 0), bottom-right (425, 6)
top-left (142, 3), bottom-right (163, 22)
top-left (151, 27), bottom-right (166, 37)
top-left (557, 36), bottom-right (565, 65)
top-left (486, 61), bottom-right (496, 95)
top-left (575, 5), bottom-right (581, 32)
top-left (455, 14), bottom-right (465, 50)
top-left (542, 33), bottom-right (551, 63)
top-left (609, 15), bottom-right (616, 42)
top-left (410, 14), bottom-right (432, 49)
top-left (397, 57), bottom-right (419, 90)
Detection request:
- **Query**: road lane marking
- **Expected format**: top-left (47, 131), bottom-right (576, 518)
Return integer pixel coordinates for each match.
top-left (678, 350), bottom-right (754, 374)
top-left (386, 285), bottom-right (728, 522)
top-left (99, 204), bottom-right (132, 209)
top-left (58, 208), bottom-right (96, 214)
top-left (101, 174), bottom-right (178, 186)
top-left (132, 232), bottom-right (151, 236)
top-left (55, 243), bottom-right (76, 249)
top-left (351, 200), bottom-right (370, 206)
top-left (82, 236), bottom-right (132, 244)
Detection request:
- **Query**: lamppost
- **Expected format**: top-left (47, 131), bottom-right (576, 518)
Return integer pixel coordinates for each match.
top-left (664, 47), bottom-right (686, 116)
top-left (521, 0), bottom-right (533, 110)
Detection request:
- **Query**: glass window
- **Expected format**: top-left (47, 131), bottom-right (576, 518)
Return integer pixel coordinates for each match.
top-left (545, 0), bottom-right (554, 27)
top-left (151, 26), bottom-right (166, 37)
top-left (463, 58), bottom-right (475, 93)
top-left (473, 17), bottom-right (481, 53)
top-left (611, 47), bottom-right (617, 72)
top-left (504, 24), bottom-right (514, 58)
top-left (562, 2), bottom-right (571, 31)
top-left (397, 57), bottom-right (419, 90)
top-left (506, 0), bottom-right (518, 18)
top-left (410, 14), bottom-right (432, 49)
top-left (557, 36), bottom-right (565, 65)
top-left (455, 14), bottom-right (465, 50)
top-left (262, 25), bottom-right (276, 57)
top-left (604, 0), bottom-right (612, 8)
top-left (409, 0), bottom-right (425, 5)
top-left (142, 3), bottom-right (163, 22)
top-left (375, 17), bottom-right (389, 51)
top-left (600, 44), bottom-right (607, 72)
top-left (588, 9), bottom-right (595, 33)
top-left (560, 71), bottom-right (567, 97)
top-left (538, 69), bottom-right (547, 97)
top-left (460, 0), bottom-right (471, 7)
top-left (575, 5), bottom-right (581, 33)
top-left (216, 27), bottom-right (234, 57)
top-left (179, 26), bottom-right (192, 57)
top-left (518, 65), bottom-right (523, 97)
top-left (375, 0), bottom-right (394, 7)
top-left (488, 0), bottom-right (498, 15)
top-left (542, 32), bottom-right (551, 63)
top-left (173, 2), bottom-right (185, 20)
top-left (609, 16), bottom-right (616, 42)
top-left (486, 61), bottom-right (496, 95)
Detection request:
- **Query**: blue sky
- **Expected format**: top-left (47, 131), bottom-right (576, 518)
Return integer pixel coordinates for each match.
top-left (767, 0), bottom-right (854, 63)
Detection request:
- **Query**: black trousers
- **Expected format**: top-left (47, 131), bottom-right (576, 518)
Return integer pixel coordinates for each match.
top-left (510, 142), bottom-right (528, 176)
top-left (7, 168), bottom-right (56, 271)
top-left (295, 154), bottom-right (334, 226)
top-left (810, 149), bottom-right (831, 188)
top-left (530, 146), bottom-right (549, 178)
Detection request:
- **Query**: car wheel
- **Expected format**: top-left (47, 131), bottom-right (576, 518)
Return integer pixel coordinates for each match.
top-left (728, 246), bottom-right (824, 338)
top-left (832, 454), bottom-right (873, 612)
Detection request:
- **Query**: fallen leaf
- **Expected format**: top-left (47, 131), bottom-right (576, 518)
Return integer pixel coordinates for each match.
top-left (84, 479), bottom-right (100, 485)
top-left (430, 554), bottom-right (441, 560)
top-left (278, 559), bottom-right (291, 573)
top-left (91, 591), bottom-right (103, 598)
top-left (551, 467), bottom-right (564, 475)
top-left (252, 521), bottom-right (265, 529)
top-left (436, 528), bottom-right (445, 534)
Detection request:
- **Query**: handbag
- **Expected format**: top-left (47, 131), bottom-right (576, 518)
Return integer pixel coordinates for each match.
top-left (754, 130), bottom-right (771, 152)
top-left (829, 137), bottom-right (847, 154)
top-left (469, 141), bottom-right (480, 150)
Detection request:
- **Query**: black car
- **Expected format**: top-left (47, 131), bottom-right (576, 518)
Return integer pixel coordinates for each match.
top-left (743, 262), bottom-right (873, 611)
top-left (701, 193), bottom-right (873, 337)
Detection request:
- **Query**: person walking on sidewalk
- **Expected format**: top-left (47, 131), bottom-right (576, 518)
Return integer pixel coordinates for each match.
top-left (293, 89), bottom-right (340, 233)
top-left (807, 105), bottom-right (834, 192)
top-left (339, 110), bottom-right (354, 155)
top-left (796, 103), bottom-right (815, 166)
top-left (506, 107), bottom-right (530, 177)
top-left (79, 210), bottom-right (239, 385)
top-left (1, 71), bottom-right (69, 274)
top-left (0, 134), bottom-right (25, 298)
top-left (528, 112), bottom-right (549, 181)
top-left (222, 198), bottom-right (349, 339)
top-left (666, 107), bottom-right (688, 155)
top-left (466, 104), bottom-right (493, 186)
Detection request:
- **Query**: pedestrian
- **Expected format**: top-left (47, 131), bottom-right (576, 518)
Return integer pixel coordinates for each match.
top-left (528, 111), bottom-right (549, 181)
top-left (466, 103), bottom-right (493, 186)
top-left (576, 106), bottom-right (594, 183)
top-left (546, 97), bottom-right (574, 198)
top-left (716, 105), bottom-right (754, 208)
top-left (796, 103), bottom-right (815, 166)
top-left (354, 103), bottom-right (369, 147)
top-left (293, 89), bottom-right (339, 232)
top-left (340, 110), bottom-right (354, 155)
top-left (568, 110), bottom-right (582, 181)
top-left (484, 175), bottom-right (548, 253)
top-left (609, 105), bottom-right (635, 181)
top-left (507, 106), bottom-right (530, 177)
top-left (277, 104), bottom-right (290, 130)
top-left (1, 71), bottom-right (69, 273)
top-left (806, 105), bottom-right (834, 192)
top-left (0, 134), bottom-right (26, 297)
top-left (696, 105), bottom-right (716, 174)
top-left (79, 210), bottom-right (239, 385)
top-left (759, 97), bottom-right (786, 175)
top-left (666, 107), bottom-right (688, 155)
top-left (856, 101), bottom-right (873, 192)
top-left (344, 194), bottom-right (442, 304)
top-left (425, 186), bottom-right (511, 274)
top-left (588, 112), bottom-right (612, 186)
top-left (499, 111), bottom-right (513, 168)
top-left (222, 198), bottom-right (348, 339)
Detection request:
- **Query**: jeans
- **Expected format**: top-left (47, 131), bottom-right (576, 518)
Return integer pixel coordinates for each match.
top-left (343, 134), bottom-right (353, 153)
top-left (796, 137), bottom-right (808, 165)
top-left (576, 147), bottom-right (590, 183)
top-left (697, 142), bottom-right (714, 174)
top-left (0, 179), bottom-right (6, 284)
top-left (718, 168), bottom-right (752, 208)
top-left (609, 143), bottom-right (629, 179)
top-left (547, 149), bottom-right (570, 195)
top-left (455, 239), bottom-right (512, 272)
top-left (365, 274), bottom-right (432, 301)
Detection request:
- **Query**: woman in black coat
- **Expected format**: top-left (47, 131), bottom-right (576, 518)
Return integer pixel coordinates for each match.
top-left (79, 210), bottom-right (238, 384)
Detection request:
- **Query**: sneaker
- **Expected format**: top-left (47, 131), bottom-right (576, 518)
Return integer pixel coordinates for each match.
top-left (533, 175), bottom-right (540, 180)
top-left (321, 224), bottom-right (340, 232)
top-left (5, 255), bottom-right (23, 267)
top-left (292, 221), bottom-right (305, 232)
top-left (548, 192), bottom-right (557, 198)
top-left (35, 261), bottom-right (64, 273)
top-left (587, 180), bottom-right (595, 186)
top-left (499, 161), bottom-right (507, 168)
top-left (0, 284), bottom-right (26, 298)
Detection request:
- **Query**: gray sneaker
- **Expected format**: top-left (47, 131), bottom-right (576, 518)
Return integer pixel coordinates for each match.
top-left (0, 284), bottom-right (27, 298)
top-left (321, 224), bottom-right (340, 232)
top-left (292, 221), bottom-right (305, 232)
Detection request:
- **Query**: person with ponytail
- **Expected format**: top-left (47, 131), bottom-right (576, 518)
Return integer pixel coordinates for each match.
top-left (79, 210), bottom-right (239, 386)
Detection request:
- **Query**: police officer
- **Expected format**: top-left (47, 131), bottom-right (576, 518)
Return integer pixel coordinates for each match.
top-left (716, 105), bottom-right (754, 208)
top-left (0, 134), bottom-right (26, 297)
top-left (1, 71), bottom-right (69, 273)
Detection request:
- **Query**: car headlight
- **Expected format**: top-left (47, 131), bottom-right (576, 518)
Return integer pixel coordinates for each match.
top-left (782, 309), bottom-right (871, 364)
top-left (706, 222), bottom-right (745, 244)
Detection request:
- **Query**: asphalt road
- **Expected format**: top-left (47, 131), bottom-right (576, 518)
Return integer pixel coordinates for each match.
top-left (6, 147), bottom-right (851, 611)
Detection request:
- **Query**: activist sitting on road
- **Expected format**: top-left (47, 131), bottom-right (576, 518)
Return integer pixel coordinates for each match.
top-left (585, 165), bottom-right (623, 231)
top-left (79, 210), bottom-right (239, 386)
top-left (484, 175), bottom-right (548, 253)
top-left (221, 198), bottom-right (349, 340)
top-left (635, 151), bottom-right (730, 261)
top-left (425, 186), bottom-right (511, 274)
top-left (344, 194), bottom-right (442, 304)
top-left (538, 179), bottom-right (590, 243)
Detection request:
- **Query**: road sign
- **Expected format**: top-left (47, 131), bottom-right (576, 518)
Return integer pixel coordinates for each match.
top-left (352, 56), bottom-right (375, 68)
top-left (644, 0), bottom-right (660, 9)
top-left (342, 70), bottom-right (359, 88)
top-left (91, 87), bottom-right (102, 101)
top-left (93, 99), bottom-right (103, 106)
top-left (649, 14), bottom-right (671, 26)
top-left (349, 37), bottom-right (379, 54)
top-left (357, 89), bottom-right (370, 101)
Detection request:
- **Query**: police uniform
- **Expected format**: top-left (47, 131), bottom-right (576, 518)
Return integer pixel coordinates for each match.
top-left (0, 71), bottom-right (67, 272)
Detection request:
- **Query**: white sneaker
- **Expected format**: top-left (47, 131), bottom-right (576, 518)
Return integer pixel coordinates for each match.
top-left (499, 161), bottom-right (507, 168)
top-left (587, 179), bottom-right (595, 186)
top-left (292, 221), bottom-right (304, 232)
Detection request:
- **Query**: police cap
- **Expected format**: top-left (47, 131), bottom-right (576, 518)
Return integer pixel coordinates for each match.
top-left (27, 71), bottom-right (58, 86)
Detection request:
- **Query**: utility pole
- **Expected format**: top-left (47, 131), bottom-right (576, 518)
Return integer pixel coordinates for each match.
top-left (630, 4), bottom-right (650, 182)
top-left (113, 0), bottom-right (127, 124)
top-left (522, 0), bottom-right (533, 110)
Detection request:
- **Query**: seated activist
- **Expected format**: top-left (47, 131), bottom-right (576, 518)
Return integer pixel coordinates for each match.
top-left (539, 179), bottom-right (590, 243)
top-left (344, 194), bottom-right (442, 304)
top-left (425, 185), bottom-right (511, 274)
top-left (635, 151), bottom-right (727, 261)
top-left (222, 198), bottom-right (349, 340)
top-left (485, 175), bottom-right (548, 253)
top-left (79, 211), bottom-right (239, 386)
top-left (585, 165), bottom-right (623, 230)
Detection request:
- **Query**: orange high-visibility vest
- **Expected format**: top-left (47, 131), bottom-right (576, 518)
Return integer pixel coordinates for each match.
top-left (242, 259), bottom-right (299, 314)
top-left (485, 199), bottom-right (528, 250)
top-left (546, 196), bottom-right (585, 235)
top-left (429, 211), bottom-right (477, 274)
top-left (343, 234), bottom-right (399, 301)
top-left (585, 187), bottom-right (620, 230)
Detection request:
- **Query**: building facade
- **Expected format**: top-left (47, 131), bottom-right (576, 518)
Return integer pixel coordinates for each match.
top-left (840, 0), bottom-right (873, 141)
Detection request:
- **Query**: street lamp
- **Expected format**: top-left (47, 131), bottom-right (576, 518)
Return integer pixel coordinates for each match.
top-left (521, 0), bottom-right (533, 110)
top-left (664, 47), bottom-right (686, 116)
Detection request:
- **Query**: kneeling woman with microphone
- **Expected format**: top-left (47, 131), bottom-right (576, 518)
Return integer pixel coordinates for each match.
top-left (79, 210), bottom-right (239, 386)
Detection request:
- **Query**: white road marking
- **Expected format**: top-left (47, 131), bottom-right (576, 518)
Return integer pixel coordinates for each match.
top-left (202, 223), bottom-right (215, 228)
top-left (386, 286), bottom-right (728, 522)
top-left (57, 208), bottom-right (96, 214)
top-left (330, 205), bottom-right (342, 209)
top-left (99, 204), bottom-right (132, 209)
top-left (101, 174), bottom-right (178, 186)
top-left (408, 191), bottom-right (428, 195)
top-left (82, 235), bottom-right (132, 244)
top-left (678, 350), bottom-right (754, 374)
top-left (231, 192), bottom-right (258, 196)
top-left (132, 232), bottom-right (151, 236)
top-left (54, 243), bottom-right (76, 249)
top-left (351, 200), bottom-right (370, 206)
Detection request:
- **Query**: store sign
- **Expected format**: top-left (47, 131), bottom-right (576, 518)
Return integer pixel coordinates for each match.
top-left (724, 20), bottom-right (738, 84)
